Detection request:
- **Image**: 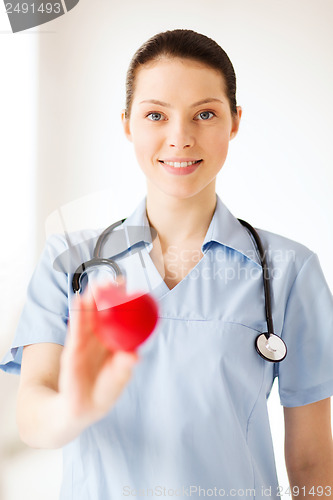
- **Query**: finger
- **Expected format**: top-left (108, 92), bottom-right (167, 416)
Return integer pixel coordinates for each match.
top-left (71, 290), bottom-right (98, 346)
top-left (94, 351), bottom-right (139, 409)
top-left (71, 296), bottom-right (119, 382)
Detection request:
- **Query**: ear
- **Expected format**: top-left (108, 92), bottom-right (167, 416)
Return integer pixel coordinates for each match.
top-left (230, 106), bottom-right (242, 140)
top-left (121, 109), bottom-right (132, 142)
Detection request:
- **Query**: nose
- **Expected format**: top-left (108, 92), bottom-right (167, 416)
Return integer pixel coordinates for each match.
top-left (167, 119), bottom-right (194, 149)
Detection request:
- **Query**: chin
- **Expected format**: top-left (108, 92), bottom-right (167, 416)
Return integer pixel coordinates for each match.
top-left (158, 184), bottom-right (210, 201)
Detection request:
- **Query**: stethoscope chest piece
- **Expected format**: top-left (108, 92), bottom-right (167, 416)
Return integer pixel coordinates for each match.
top-left (255, 333), bottom-right (287, 363)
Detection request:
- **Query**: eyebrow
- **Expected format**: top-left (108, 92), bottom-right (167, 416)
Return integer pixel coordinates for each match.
top-left (139, 98), bottom-right (224, 107)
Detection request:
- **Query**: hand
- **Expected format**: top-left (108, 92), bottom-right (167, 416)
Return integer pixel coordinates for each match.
top-left (58, 289), bottom-right (138, 425)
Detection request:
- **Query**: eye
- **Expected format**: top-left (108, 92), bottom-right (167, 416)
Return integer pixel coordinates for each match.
top-left (146, 112), bottom-right (165, 121)
top-left (196, 111), bottom-right (215, 121)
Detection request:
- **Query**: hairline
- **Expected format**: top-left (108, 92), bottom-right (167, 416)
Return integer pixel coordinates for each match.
top-left (126, 54), bottom-right (230, 119)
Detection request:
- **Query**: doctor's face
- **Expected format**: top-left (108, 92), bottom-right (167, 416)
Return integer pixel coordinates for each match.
top-left (122, 57), bottom-right (241, 201)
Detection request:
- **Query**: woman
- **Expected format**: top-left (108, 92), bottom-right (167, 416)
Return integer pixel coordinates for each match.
top-left (1, 29), bottom-right (333, 499)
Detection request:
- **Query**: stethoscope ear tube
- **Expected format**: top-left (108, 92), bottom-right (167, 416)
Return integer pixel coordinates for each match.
top-left (238, 219), bottom-right (274, 338)
top-left (72, 258), bottom-right (123, 294)
top-left (93, 219), bottom-right (126, 259)
top-left (72, 218), bottom-right (126, 294)
top-left (238, 219), bottom-right (287, 363)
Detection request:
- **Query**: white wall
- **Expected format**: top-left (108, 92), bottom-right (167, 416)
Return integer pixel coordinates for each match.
top-left (1, 0), bottom-right (332, 498)
top-left (0, 8), bottom-right (37, 353)
top-left (0, 8), bottom-right (40, 500)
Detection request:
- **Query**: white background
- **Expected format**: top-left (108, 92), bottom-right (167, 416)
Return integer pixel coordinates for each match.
top-left (0, 0), bottom-right (332, 499)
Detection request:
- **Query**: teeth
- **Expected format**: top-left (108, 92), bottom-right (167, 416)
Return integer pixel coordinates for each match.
top-left (163, 161), bottom-right (199, 168)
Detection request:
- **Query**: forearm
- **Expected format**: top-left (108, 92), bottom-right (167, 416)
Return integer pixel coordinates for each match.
top-left (284, 399), bottom-right (333, 499)
top-left (17, 385), bottom-right (93, 449)
top-left (287, 454), bottom-right (333, 499)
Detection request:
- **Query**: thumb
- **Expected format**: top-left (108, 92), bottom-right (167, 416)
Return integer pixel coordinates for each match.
top-left (109, 351), bottom-right (139, 385)
top-left (94, 351), bottom-right (139, 410)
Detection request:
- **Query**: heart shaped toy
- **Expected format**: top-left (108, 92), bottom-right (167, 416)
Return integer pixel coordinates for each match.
top-left (93, 283), bottom-right (159, 352)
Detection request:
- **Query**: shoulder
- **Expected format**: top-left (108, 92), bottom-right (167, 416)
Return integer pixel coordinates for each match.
top-left (45, 228), bottom-right (102, 275)
top-left (255, 227), bottom-right (315, 277)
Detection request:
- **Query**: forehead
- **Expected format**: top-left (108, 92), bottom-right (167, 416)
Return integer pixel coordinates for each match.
top-left (132, 57), bottom-right (227, 102)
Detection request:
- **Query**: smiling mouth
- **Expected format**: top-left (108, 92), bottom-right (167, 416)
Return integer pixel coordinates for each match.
top-left (159, 160), bottom-right (202, 168)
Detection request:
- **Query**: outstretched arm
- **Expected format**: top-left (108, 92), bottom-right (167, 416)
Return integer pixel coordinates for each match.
top-left (17, 292), bottom-right (138, 449)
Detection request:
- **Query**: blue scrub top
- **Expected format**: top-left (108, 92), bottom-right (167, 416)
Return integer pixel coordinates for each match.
top-left (1, 195), bottom-right (333, 500)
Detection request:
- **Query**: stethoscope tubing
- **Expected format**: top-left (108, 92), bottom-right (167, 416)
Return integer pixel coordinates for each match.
top-left (71, 216), bottom-right (287, 362)
top-left (237, 219), bottom-right (274, 339)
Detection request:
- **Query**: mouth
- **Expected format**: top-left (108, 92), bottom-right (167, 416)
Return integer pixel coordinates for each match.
top-left (158, 159), bottom-right (203, 176)
top-left (158, 159), bottom-right (203, 168)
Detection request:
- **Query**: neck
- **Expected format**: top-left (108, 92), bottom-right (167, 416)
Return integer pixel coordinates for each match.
top-left (145, 184), bottom-right (217, 246)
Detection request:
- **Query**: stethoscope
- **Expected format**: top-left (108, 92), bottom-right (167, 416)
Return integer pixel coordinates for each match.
top-left (72, 218), bottom-right (287, 363)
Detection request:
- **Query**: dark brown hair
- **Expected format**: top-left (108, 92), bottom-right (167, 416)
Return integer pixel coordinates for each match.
top-left (125, 29), bottom-right (238, 118)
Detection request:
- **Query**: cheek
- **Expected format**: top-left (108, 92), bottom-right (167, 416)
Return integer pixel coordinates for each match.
top-left (203, 127), bottom-right (230, 157)
top-left (132, 134), bottom-right (156, 171)
top-left (131, 128), bottom-right (149, 155)
top-left (133, 126), bottom-right (161, 163)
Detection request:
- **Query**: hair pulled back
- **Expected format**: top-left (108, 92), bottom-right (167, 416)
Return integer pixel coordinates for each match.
top-left (125, 29), bottom-right (238, 119)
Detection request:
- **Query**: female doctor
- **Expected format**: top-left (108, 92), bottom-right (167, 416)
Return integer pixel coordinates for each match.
top-left (1, 29), bottom-right (333, 499)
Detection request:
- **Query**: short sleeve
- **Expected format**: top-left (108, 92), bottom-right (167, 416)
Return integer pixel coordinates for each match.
top-left (0, 234), bottom-right (70, 374)
top-left (277, 253), bottom-right (333, 407)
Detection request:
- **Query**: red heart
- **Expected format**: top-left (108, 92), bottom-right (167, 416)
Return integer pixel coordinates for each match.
top-left (93, 283), bottom-right (159, 352)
